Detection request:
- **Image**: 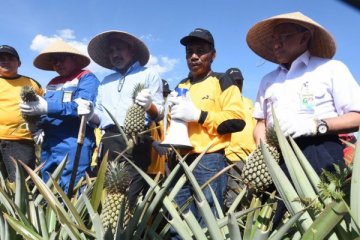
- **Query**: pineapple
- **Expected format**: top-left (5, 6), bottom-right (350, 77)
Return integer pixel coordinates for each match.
top-left (20, 86), bottom-right (40, 123)
top-left (101, 160), bottom-right (131, 234)
top-left (123, 83), bottom-right (146, 140)
top-left (241, 127), bottom-right (281, 190)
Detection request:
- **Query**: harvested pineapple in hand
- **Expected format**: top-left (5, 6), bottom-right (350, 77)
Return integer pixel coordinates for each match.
top-left (123, 83), bottom-right (146, 142)
top-left (241, 127), bottom-right (281, 190)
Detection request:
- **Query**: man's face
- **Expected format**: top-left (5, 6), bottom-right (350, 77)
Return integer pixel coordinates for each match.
top-left (272, 23), bottom-right (310, 67)
top-left (50, 54), bottom-right (79, 77)
top-left (185, 40), bottom-right (215, 80)
top-left (0, 53), bottom-right (20, 78)
top-left (108, 38), bottom-right (135, 73)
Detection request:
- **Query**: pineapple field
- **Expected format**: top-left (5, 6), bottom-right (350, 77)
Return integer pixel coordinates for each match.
top-left (0, 114), bottom-right (360, 240)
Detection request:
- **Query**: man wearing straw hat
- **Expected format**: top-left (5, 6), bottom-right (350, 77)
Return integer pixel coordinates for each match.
top-left (248, 12), bottom-right (360, 174)
top-left (87, 30), bottom-right (164, 209)
top-left (0, 45), bottom-right (43, 183)
top-left (20, 39), bottom-right (99, 193)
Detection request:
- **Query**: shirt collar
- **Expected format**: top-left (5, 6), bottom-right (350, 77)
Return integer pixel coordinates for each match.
top-left (112, 61), bottom-right (141, 77)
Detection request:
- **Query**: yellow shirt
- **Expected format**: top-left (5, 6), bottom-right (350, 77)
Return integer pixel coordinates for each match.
top-left (225, 97), bottom-right (256, 161)
top-left (147, 121), bottom-right (166, 175)
top-left (177, 72), bottom-right (245, 154)
top-left (0, 76), bottom-right (43, 140)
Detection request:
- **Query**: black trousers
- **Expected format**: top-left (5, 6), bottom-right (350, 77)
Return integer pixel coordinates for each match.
top-left (273, 134), bottom-right (344, 227)
top-left (0, 139), bottom-right (35, 182)
top-left (100, 125), bottom-right (152, 210)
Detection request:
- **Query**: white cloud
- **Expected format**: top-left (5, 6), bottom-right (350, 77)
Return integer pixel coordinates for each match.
top-left (140, 34), bottom-right (157, 42)
top-left (56, 29), bottom-right (76, 40)
top-left (147, 55), bottom-right (178, 75)
top-left (30, 29), bottom-right (178, 78)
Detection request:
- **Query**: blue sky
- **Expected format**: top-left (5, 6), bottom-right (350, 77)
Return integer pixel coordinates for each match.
top-left (2, 0), bottom-right (359, 101)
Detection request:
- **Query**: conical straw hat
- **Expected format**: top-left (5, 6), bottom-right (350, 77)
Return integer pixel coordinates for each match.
top-left (87, 30), bottom-right (150, 69)
top-left (246, 11), bottom-right (336, 63)
top-left (33, 39), bottom-right (90, 71)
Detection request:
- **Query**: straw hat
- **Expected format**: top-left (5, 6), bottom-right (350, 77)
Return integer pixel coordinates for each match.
top-left (246, 11), bottom-right (336, 63)
top-left (33, 39), bottom-right (90, 71)
top-left (87, 30), bottom-right (150, 69)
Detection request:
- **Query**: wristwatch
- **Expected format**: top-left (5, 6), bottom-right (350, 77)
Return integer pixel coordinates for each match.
top-left (316, 119), bottom-right (328, 135)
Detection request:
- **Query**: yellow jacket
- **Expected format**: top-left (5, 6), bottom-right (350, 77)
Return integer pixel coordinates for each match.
top-left (176, 72), bottom-right (245, 154)
top-left (225, 97), bottom-right (256, 161)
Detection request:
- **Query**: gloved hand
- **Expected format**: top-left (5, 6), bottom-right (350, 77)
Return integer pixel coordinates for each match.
top-left (279, 116), bottom-right (317, 139)
top-left (168, 95), bottom-right (200, 122)
top-left (135, 89), bottom-right (152, 111)
top-left (20, 95), bottom-right (48, 116)
top-left (32, 129), bottom-right (45, 145)
top-left (74, 98), bottom-right (94, 118)
top-left (152, 141), bottom-right (170, 156)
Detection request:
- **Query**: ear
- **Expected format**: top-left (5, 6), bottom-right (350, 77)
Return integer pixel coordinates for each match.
top-left (210, 51), bottom-right (216, 63)
top-left (300, 31), bottom-right (312, 46)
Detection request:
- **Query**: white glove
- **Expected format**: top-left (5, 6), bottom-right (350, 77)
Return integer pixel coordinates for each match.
top-left (20, 95), bottom-right (48, 116)
top-left (168, 95), bottom-right (200, 122)
top-left (135, 89), bottom-right (152, 111)
top-left (33, 129), bottom-right (44, 145)
top-left (279, 116), bottom-right (317, 139)
top-left (74, 98), bottom-right (94, 118)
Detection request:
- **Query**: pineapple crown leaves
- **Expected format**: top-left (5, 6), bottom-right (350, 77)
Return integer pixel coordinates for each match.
top-left (265, 126), bottom-right (279, 149)
top-left (318, 163), bottom-right (351, 201)
top-left (20, 86), bottom-right (38, 102)
top-left (19, 85), bottom-right (40, 125)
top-left (104, 161), bottom-right (131, 194)
top-left (131, 83), bottom-right (145, 102)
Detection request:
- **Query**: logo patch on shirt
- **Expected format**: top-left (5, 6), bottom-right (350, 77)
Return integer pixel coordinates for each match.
top-left (202, 95), bottom-right (215, 101)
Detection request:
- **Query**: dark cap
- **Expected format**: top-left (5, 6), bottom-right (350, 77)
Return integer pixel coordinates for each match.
top-left (226, 68), bottom-right (244, 81)
top-left (162, 79), bottom-right (171, 94)
top-left (0, 45), bottom-right (20, 60)
top-left (180, 28), bottom-right (214, 47)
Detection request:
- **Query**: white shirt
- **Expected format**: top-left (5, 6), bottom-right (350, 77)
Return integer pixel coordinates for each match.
top-left (253, 51), bottom-right (360, 128)
top-left (94, 61), bottom-right (164, 129)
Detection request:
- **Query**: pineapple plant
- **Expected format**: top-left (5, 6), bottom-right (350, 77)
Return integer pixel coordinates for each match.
top-left (123, 83), bottom-right (146, 141)
top-left (101, 160), bottom-right (131, 234)
top-left (241, 127), bottom-right (281, 190)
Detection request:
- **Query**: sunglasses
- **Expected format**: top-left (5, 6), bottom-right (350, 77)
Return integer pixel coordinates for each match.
top-left (271, 29), bottom-right (309, 45)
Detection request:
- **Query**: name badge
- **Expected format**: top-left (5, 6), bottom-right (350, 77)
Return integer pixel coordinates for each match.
top-left (298, 81), bottom-right (315, 113)
top-left (63, 91), bottom-right (73, 102)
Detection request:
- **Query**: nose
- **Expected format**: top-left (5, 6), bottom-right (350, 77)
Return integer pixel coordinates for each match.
top-left (189, 52), bottom-right (199, 61)
top-left (272, 40), bottom-right (282, 50)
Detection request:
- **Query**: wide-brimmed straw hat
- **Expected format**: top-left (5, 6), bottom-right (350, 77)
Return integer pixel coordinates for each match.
top-left (87, 30), bottom-right (150, 69)
top-left (33, 39), bottom-right (90, 71)
top-left (246, 11), bottom-right (336, 63)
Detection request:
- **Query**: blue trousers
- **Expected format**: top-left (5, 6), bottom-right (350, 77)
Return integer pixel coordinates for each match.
top-left (41, 136), bottom-right (94, 194)
top-left (170, 151), bottom-right (227, 239)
